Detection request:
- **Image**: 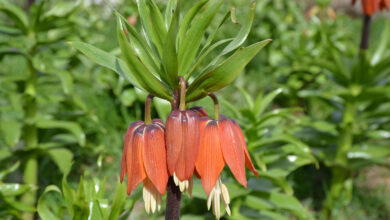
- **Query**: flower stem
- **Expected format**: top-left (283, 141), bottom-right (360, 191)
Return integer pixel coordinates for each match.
top-left (208, 93), bottom-right (219, 120)
top-left (179, 77), bottom-right (186, 111)
top-left (165, 177), bottom-right (182, 220)
top-left (144, 94), bottom-right (154, 124)
top-left (21, 59), bottom-right (38, 220)
top-left (360, 15), bottom-right (371, 50)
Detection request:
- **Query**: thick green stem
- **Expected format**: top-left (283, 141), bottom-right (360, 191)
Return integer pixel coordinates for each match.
top-left (179, 77), bottom-right (186, 111)
top-left (21, 60), bottom-right (38, 220)
top-left (325, 102), bottom-right (356, 216)
top-left (144, 95), bottom-right (154, 124)
top-left (208, 93), bottom-right (219, 120)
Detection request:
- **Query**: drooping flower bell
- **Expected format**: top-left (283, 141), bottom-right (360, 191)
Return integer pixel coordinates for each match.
top-left (120, 95), bottom-right (168, 214)
top-left (352, 0), bottom-right (390, 15)
top-left (195, 94), bottom-right (258, 219)
top-left (166, 77), bottom-right (200, 195)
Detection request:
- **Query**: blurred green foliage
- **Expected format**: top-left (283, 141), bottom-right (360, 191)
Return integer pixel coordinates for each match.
top-left (0, 0), bottom-right (390, 219)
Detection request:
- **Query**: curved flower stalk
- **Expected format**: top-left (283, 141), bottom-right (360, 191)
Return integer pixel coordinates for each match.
top-left (120, 95), bottom-right (168, 213)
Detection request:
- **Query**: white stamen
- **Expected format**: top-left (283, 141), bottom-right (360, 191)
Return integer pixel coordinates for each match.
top-left (207, 177), bottom-right (231, 219)
top-left (142, 180), bottom-right (162, 214)
top-left (173, 173), bottom-right (193, 197)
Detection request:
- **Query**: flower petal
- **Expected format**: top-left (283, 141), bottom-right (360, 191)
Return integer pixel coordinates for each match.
top-left (232, 120), bottom-right (259, 177)
top-left (166, 110), bottom-right (182, 176)
top-left (219, 119), bottom-right (246, 187)
top-left (121, 121), bottom-right (143, 183)
top-left (190, 106), bottom-right (208, 117)
top-left (174, 110), bottom-right (200, 180)
top-left (152, 118), bottom-right (165, 129)
top-left (362, 0), bottom-right (379, 15)
top-left (196, 120), bottom-right (225, 195)
top-left (143, 124), bottom-right (169, 195)
top-left (126, 125), bottom-right (147, 195)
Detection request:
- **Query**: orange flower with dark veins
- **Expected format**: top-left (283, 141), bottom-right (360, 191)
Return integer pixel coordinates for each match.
top-left (120, 119), bottom-right (168, 214)
top-left (352, 0), bottom-right (390, 15)
top-left (195, 115), bottom-right (258, 219)
top-left (166, 109), bottom-right (200, 195)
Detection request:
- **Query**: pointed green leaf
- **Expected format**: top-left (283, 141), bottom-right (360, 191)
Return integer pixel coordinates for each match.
top-left (162, 2), bottom-right (179, 87)
top-left (36, 120), bottom-right (85, 146)
top-left (236, 86), bottom-right (254, 109)
top-left (116, 13), bottom-right (163, 81)
top-left (117, 18), bottom-right (171, 100)
top-left (254, 88), bottom-right (283, 117)
top-left (136, 0), bottom-right (167, 56)
top-left (164, 0), bottom-right (178, 28)
top-left (187, 39), bottom-right (271, 102)
top-left (177, 0), bottom-right (207, 47)
top-left (178, 0), bottom-right (223, 76)
top-left (37, 185), bottom-right (62, 220)
top-left (69, 41), bottom-right (141, 89)
top-left (0, 161), bottom-right (20, 180)
top-left (107, 180), bottom-right (126, 220)
top-left (202, 2), bottom-right (256, 73)
top-left (0, 119), bottom-right (21, 147)
top-left (47, 148), bottom-right (73, 174)
top-left (371, 22), bottom-right (390, 65)
top-left (185, 38), bottom-right (233, 79)
top-left (62, 176), bottom-right (75, 218)
top-left (0, 0), bottom-right (28, 33)
top-left (0, 183), bottom-right (33, 197)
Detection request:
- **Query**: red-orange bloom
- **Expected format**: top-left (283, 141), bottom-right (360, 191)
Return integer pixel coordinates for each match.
top-left (196, 116), bottom-right (258, 195)
top-left (120, 119), bottom-right (168, 213)
top-left (166, 110), bottom-right (200, 181)
top-left (352, 0), bottom-right (390, 15)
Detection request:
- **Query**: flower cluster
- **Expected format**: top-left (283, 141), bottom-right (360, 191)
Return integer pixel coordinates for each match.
top-left (120, 78), bottom-right (258, 219)
top-left (352, 0), bottom-right (390, 15)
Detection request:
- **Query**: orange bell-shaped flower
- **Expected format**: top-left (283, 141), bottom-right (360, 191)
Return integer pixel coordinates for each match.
top-left (194, 94), bottom-right (258, 219)
top-left (196, 116), bottom-right (258, 195)
top-left (120, 95), bottom-right (168, 214)
top-left (166, 110), bottom-right (200, 181)
top-left (352, 0), bottom-right (390, 15)
top-left (165, 77), bottom-right (201, 195)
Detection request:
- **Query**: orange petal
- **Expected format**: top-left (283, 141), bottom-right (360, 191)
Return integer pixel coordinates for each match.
top-left (167, 110), bottom-right (201, 181)
top-left (174, 110), bottom-right (200, 181)
top-left (195, 117), bottom-right (212, 178)
top-left (126, 125), bottom-right (147, 195)
top-left (380, 0), bottom-right (390, 9)
top-left (386, 0), bottom-right (390, 9)
top-left (121, 121), bottom-right (143, 183)
top-left (152, 119), bottom-right (165, 129)
top-left (166, 110), bottom-right (182, 176)
top-left (143, 124), bottom-right (169, 195)
top-left (362, 0), bottom-right (379, 15)
top-left (219, 119), bottom-right (246, 187)
top-left (196, 121), bottom-right (225, 195)
top-left (190, 106), bottom-right (208, 117)
top-left (232, 120), bottom-right (259, 177)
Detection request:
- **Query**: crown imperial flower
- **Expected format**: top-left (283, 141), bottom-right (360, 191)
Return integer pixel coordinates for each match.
top-left (195, 94), bottom-right (258, 218)
top-left (352, 0), bottom-right (390, 15)
top-left (120, 96), bottom-right (168, 213)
